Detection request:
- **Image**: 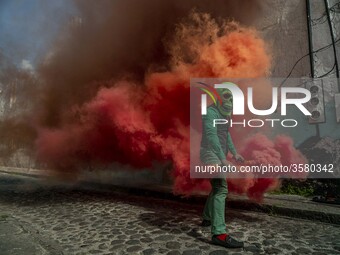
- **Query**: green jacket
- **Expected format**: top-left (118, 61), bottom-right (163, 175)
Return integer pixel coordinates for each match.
top-left (200, 105), bottom-right (237, 164)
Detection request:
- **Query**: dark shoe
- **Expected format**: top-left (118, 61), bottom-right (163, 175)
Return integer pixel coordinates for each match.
top-left (201, 219), bottom-right (211, 227)
top-left (212, 235), bottom-right (244, 248)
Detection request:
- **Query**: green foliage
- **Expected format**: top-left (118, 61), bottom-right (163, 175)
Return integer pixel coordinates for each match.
top-left (271, 181), bottom-right (315, 197)
top-left (281, 183), bottom-right (315, 197)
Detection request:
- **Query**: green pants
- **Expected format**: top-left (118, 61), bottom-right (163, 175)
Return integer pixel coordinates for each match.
top-left (202, 178), bottom-right (228, 235)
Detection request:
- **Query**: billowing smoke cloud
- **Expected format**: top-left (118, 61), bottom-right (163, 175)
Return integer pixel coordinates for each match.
top-left (36, 7), bottom-right (273, 195)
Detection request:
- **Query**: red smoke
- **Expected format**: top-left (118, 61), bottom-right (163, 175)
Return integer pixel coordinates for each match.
top-left (35, 12), bottom-right (305, 200)
top-left (228, 134), bottom-right (307, 201)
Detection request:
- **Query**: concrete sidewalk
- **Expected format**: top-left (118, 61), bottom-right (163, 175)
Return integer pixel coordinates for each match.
top-left (1, 166), bottom-right (339, 225)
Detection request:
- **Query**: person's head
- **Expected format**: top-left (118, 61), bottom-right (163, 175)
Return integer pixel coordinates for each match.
top-left (216, 88), bottom-right (233, 117)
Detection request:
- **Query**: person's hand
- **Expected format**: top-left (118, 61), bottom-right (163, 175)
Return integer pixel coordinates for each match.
top-left (221, 159), bottom-right (234, 166)
top-left (233, 154), bottom-right (245, 163)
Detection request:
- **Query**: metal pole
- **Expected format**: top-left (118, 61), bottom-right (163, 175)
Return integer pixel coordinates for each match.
top-left (306, 0), bottom-right (320, 137)
top-left (324, 0), bottom-right (340, 85)
top-left (306, 0), bottom-right (315, 78)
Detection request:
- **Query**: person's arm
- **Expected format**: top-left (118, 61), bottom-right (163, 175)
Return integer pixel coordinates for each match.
top-left (227, 132), bottom-right (244, 162)
top-left (202, 109), bottom-right (226, 163)
top-left (227, 132), bottom-right (237, 156)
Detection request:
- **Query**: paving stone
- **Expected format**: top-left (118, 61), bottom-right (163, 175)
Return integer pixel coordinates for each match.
top-left (263, 239), bottom-right (276, 246)
top-left (98, 243), bottom-right (108, 249)
top-left (296, 247), bottom-right (313, 254)
top-left (251, 242), bottom-right (262, 248)
top-left (166, 251), bottom-right (181, 255)
top-left (166, 241), bottom-right (181, 249)
top-left (278, 243), bottom-right (294, 250)
top-left (199, 245), bottom-right (211, 250)
top-left (245, 244), bottom-right (261, 252)
top-left (140, 237), bottom-right (153, 243)
top-left (111, 229), bottom-right (121, 235)
top-left (183, 250), bottom-right (202, 255)
top-left (126, 239), bottom-right (140, 245)
top-left (126, 245), bottom-right (143, 252)
top-left (209, 250), bottom-right (229, 255)
top-left (143, 248), bottom-right (157, 255)
top-left (155, 235), bottom-right (172, 241)
top-left (110, 239), bottom-right (124, 245)
top-left (125, 230), bottom-right (136, 235)
top-left (89, 250), bottom-right (101, 254)
top-left (153, 230), bottom-right (166, 235)
top-left (130, 234), bottom-right (141, 239)
top-left (264, 247), bottom-right (282, 254)
top-left (247, 236), bottom-right (258, 242)
top-left (185, 242), bottom-right (197, 248)
top-left (314, 248), bottom-right (338, 253)
top-left (110, 244), bottom-right (124, 251)
top-left (170, 229), bottom-right (182, 234)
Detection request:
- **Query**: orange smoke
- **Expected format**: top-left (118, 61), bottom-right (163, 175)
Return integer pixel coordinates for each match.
top-left (35, 12), bottom-right (304, 199)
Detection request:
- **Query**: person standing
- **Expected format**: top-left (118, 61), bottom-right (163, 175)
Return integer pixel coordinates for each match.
top-left (200, 87), bottom-right (244, 248)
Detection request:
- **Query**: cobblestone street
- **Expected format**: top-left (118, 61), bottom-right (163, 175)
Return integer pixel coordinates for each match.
top-left (0, 173), bottom-right (339, 255)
